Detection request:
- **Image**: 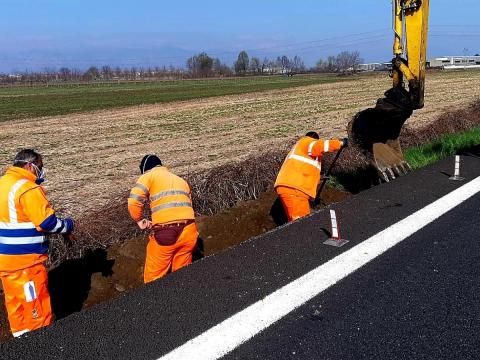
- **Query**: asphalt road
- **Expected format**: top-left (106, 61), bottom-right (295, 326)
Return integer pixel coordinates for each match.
top-left (226, 192), bottom-right (480, 360)
top-left (1, 147), bottom-right (479, 360)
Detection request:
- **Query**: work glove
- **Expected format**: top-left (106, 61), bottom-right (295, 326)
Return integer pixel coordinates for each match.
top-left (137, 219), bottom-right (152, 230)
top-left (61, 218), bottom-right (75, 246)
top-left (342, 137), bottom-right (349, 148)
top-left (62, 233), bottom-right (75, 247)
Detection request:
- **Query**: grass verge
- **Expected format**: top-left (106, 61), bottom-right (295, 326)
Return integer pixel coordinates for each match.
top-left (405, 126), bottom-right (480, 169)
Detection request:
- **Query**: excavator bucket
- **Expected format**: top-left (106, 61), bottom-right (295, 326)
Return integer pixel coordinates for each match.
top-left (348, 87), bottom-right (414, 182)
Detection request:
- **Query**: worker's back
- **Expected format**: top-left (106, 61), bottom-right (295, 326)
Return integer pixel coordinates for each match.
top-left (129, 166), bottom-right (194, 225)
top-left (274, 136), bottom-right (322, 198)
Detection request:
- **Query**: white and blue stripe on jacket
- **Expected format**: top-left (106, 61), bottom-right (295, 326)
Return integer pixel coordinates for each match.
top-left (0, 180), bottom-right (70, 255)
top-left (0, 215), bottom-right (70, 255)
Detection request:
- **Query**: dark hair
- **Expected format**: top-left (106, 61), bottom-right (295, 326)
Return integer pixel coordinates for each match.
top-left (139, 155), bottom-right (162, 174)
top-left (13, 149), bottom-right (42, 168)
top-left (305, 131), bottom-right (319, 139)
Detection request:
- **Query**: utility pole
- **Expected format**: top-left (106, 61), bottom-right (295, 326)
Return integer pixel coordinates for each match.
top-left (463, 48), bottom-right (469, 67)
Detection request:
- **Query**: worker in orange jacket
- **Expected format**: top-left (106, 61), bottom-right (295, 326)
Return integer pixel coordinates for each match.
top-left (128, 155), bottom-right (198, 283)
top-left (274, 132), bottom-right (347, 222)
top-left (0, 149), bottom-right (74, 337)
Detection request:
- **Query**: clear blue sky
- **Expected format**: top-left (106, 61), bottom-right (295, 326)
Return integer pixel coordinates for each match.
top-left (0, 0), bottom-right (479, 72)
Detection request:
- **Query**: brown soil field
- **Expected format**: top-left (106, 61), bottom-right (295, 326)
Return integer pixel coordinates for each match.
top-left (1, 71), bottom-right (480, 217)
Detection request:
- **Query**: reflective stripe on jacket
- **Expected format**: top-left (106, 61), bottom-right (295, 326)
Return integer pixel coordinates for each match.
top-left (274, 137), bottom-right (343, 198)
top-left (0, 167), bottom-right (56, 271)
top-left (128, 166), bottom-right (195, 225)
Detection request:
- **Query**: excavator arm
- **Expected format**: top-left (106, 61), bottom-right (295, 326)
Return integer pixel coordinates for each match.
top-left (393, 0), bottom-right (429, 109)
top-left (348, 0), bottom-right (430, 181)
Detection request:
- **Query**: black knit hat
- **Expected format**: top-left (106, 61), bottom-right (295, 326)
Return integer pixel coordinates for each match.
top-left (139, 155), bottom-right (162, 174)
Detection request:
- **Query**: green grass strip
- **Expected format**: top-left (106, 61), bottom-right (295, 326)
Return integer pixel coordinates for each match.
top-left (405, 126), bottom-right (480, 169)
top-left (0, 74), bottom-right (349, 122)
top-left (325, 126), bottom-right (480, 194)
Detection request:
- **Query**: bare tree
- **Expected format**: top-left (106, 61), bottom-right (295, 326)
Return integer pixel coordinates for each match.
top-left (292, 55), bottom-right (305, 73)
top-left (59, 67), bottom-right (71, 81)
top-left (234, 51), bottom-right (250, 75)
top-left (280, 55), bottom-right (290, 73)
top-left (261, 57), bottom-right (270, 74)
top-left (186, 52), bottom-right (214, 77)
top-left (249, 57), bottom-right (261, 74)
top-left (83, 66), bottom-right (100, 81)
top-left (101, 65), bottom-right (113, 80)
top-left (335, 51), bottom-right (363, 74)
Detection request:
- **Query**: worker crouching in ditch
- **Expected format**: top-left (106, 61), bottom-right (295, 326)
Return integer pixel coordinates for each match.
top-left (0, 149), bottom-right (74, 337)
top-left (128, 155), bottom-right (198, 283)
top-left (274, 132), bottom-right (347, 222)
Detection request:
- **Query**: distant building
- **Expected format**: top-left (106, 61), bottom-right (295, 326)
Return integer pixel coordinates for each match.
top-left (427, 56), bottom-right (480, 70)
top-left (357, 63), bottom-right (389, 72)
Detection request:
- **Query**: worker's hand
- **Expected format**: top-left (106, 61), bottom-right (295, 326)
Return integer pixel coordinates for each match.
top-left (342, 137), bottom-right (349, 148)
top-left (137, 219), bottom-right (152, 230)
top-left (62, 233), bottom-right (75, 247)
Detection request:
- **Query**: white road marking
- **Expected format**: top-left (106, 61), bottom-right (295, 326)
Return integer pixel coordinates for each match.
top-left (159, 176), bottom-right (480, 360)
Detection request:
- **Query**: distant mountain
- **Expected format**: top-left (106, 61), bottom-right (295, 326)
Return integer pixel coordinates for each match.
top-left (0, 45), bottom-right (195, 73)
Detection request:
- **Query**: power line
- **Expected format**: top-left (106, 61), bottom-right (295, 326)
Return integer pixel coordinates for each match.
top-left (0, 33), bottom-right (392, 63)
top-left (2, 30), bottom-right (479, 65)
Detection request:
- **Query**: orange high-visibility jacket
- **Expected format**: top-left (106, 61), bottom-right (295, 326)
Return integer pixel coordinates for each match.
top-left (128, 166), bottom-right (195, 225)
top-left (0, 167), bottom-right (68, 272)
top-left (274, 137), bottom-right (343, 198)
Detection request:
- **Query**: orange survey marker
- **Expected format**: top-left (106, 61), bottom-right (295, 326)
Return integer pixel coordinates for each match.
top-left (449, 155), bottom-right (465, 181)
top-left (323, 210), bottom-right (349, 247)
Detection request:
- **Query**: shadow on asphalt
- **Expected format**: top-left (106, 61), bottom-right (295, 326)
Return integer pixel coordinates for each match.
top-left (320, 228), bottom-right (332, 237)
top-left (192, 237), bottom-right (205, 262)
top-left (458, 145), bottom-right (480, 159)
top-left (48, 249), bottom-right (115, 320)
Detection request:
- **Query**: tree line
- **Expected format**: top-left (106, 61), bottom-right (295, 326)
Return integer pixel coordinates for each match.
top-left (315, 51), bottom-right (363, 74)
top-left (0, 50), bottom-right (364, 85)
top-left (185, 51), bottom-right (306, 77)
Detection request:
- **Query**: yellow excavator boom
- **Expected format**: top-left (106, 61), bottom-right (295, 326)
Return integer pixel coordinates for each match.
top-left (348, 0), bottom-right (430, 182)
top-left (393, 0), bottom-right (429, 108)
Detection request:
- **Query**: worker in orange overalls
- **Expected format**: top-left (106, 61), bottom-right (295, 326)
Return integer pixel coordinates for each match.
top-left (128, 155), bottom-right (198, 283)
top-left (0, 149), bottom-right (74, 337)
top-left (274, 132), bottom-right (347, 222)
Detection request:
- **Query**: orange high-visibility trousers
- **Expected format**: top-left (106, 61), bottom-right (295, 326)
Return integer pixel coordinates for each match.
top-left (0, 263), bottom-right (52, 337)
top-left (276, 186), bottom-right (311, 222)
top-left (144, 222), bottom-right (198, 283)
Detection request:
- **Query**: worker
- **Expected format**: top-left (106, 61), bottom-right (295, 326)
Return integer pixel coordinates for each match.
top-left (0, 149), bottom-right (74, 337)
top-left (128, 155), bottom-right (198, 283)
top-left (274, 132), bottom-right (347, 222)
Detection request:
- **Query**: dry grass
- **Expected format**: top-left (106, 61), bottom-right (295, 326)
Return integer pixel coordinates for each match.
top-left (401, 99), bottom-right (480, 148)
